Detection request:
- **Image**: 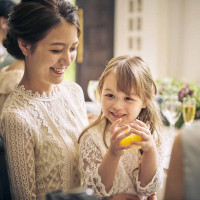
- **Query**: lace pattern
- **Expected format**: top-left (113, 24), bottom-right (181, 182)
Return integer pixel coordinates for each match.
top-left (79, 119), bottom-right (165, 200)
top-left (0, 81), bottom-right (88, 200)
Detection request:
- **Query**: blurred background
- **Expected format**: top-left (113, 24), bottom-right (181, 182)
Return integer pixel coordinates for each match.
top-left (12, 0), bottom-right (200, 101)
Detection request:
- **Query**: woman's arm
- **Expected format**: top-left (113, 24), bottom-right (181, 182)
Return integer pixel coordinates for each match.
top-left (1, 112), bottom-right (36, 200)
top-left (164, 134), bottom-right (183, 200)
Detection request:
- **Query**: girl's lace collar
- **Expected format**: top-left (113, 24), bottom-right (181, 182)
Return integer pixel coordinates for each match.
top-left (15, 84), bottom-right (60, 100)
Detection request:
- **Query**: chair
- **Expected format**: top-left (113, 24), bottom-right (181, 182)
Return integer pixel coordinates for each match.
top-left (0, 135), bottom-right (11, 200)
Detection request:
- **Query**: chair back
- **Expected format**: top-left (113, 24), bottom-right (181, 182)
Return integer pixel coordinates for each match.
top-left (0, 135), bottom-right (11, 200)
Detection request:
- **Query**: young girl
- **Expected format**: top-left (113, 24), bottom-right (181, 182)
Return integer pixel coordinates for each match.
top-left (78, 56), bottom-right (164, 200)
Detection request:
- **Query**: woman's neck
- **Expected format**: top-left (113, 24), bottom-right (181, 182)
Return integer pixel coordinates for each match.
top-left (19, 75), bottom-right (55, 94)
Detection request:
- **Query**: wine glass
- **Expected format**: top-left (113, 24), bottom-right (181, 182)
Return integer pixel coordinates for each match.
top-left (161, 95), bottom-right (182, 137)
top-left (182, 96), bottom-right (196, 125)
top-left (87, 80), bottom-right (99, 102)
top-left (87, 80), bottom-right (101, 115)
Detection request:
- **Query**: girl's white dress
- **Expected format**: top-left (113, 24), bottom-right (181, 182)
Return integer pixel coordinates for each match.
top-left (0, 81), bottom-right (88, 200)
top-left (79, 119), bottom-right (164, 200)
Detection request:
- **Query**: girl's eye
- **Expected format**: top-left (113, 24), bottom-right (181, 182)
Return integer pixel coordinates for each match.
top-left (105, 94), bottom-right (114, 98)
top-left (124, 97), bottom-right (134, 101)
top-left (50, 50), bottom-right (63, 54)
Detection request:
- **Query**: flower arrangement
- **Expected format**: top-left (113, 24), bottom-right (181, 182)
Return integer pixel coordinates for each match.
top-left (156, 77), bottom-right (200, 128)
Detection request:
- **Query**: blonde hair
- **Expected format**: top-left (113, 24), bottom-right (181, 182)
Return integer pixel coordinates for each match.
top-left (78, 56), bottom-right (162, 147)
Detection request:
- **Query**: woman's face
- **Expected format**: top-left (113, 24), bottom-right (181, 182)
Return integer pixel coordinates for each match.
top-left (101, 71), bottom-right (146, 125)
top-left (23, 21), bottom-right (78, 92)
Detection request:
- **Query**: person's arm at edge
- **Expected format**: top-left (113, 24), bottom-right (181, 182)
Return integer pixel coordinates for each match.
top-left (164, 133), bottom-right (183, 200)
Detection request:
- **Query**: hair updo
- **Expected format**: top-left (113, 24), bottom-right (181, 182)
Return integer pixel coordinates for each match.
top-left (3, 0), bottom-right (80, 60)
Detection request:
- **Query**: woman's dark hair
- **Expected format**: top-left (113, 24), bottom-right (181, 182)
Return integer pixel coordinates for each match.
top-left (3, 0), bottom-right (80, 60)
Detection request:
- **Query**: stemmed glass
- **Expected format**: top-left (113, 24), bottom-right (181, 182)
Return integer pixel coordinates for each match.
top-left (87, 80), bottom-right (101, 115)
top-left (182, 96), bottom-right (196, 126)
top-left (87, 80), bottom-right (99, 102)
top-left (161, 95), bottom-right (182, 138)
top-left (160, 95), bottom-right (182, 169)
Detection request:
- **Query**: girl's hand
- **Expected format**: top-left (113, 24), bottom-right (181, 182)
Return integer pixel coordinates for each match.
top-left (130, 119), bottom-right (156, 153)
top-left (109, 118), bottom-right (133, 157)
top-left (147, 192), bottom-right (157, 200)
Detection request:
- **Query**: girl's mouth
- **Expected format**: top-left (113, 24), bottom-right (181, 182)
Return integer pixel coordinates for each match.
top-left (111, 112), bottom-right (126, 119)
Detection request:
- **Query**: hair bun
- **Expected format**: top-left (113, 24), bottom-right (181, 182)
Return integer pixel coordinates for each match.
top-left (21, 0), bottom-right (57, 6)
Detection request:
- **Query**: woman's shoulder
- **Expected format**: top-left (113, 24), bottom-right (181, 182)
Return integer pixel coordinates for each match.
top-left (181, 120), bottom-right (200, 145)
top-left (61, 80), bottom-right (82, 91)
top-left (61, 80), bottom-right (84, 101)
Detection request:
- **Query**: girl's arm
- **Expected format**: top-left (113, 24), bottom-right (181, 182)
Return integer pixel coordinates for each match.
top-left (79, 118), bottom-right (133, 197)
top-left (98, 118), bottom-right (133, 192)
top-left (139, 147), bottom-right (158, 186)
top-left (130, 120), bottom-right (164, 196)
top-left (1, 112), bottom-right (36, 200)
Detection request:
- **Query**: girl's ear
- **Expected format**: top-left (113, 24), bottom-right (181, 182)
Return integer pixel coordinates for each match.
top-left (18, 38), bottom-right (31, 56)
top-left (142, 102), bottom-right (147, 108)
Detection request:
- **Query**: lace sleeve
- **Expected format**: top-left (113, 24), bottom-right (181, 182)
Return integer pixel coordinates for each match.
top-left (79, 131), bottom-right (112, 198)
top-left (134, 132), bottom-right (165, 197)
top-left (0, 111), bottom-right (36, 200)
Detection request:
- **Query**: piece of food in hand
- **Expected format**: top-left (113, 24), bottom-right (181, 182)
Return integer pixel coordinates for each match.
top-left (120, 125), bottom-right (142, 150)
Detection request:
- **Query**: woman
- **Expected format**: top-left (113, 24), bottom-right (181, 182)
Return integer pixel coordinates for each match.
top-left (0, 0), bottom-right (88, 199)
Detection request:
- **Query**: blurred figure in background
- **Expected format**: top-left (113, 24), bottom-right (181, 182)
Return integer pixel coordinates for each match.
top-left (0, 59), bottom-right (24, 114)
top-left (0, 0), bottom-right (24, 114)
top-left (164, 120), bottom-right (200, 200)
top-left (0, 0), bottom-right (16, 69)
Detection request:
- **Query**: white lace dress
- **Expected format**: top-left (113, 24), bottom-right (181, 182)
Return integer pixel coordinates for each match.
top-left (79, 119), bottom-right (164, 200)
top-left (0, 81), bottom-right (88, 200)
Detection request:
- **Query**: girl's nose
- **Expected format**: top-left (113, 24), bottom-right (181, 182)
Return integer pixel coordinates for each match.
top-left (112, 100), bottom-right (124, 110)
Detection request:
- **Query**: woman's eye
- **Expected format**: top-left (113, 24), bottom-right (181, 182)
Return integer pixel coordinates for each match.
top-left (50, 50), bottom-right (63, 54)
top-left (70, 47), bottom-right (77, 51)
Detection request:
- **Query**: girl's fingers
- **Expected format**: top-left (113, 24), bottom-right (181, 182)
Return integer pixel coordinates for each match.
top-left (131, 141), bottom-right (145, 146)
top-left (115, 130), bottom-right (132, 143)
top-left (111, 118), bottom-right (122, 133)
top-left (135, 119), bottom-right (147, 127)
top-left (130, 129), bottom-right (149, 140)
top-left (130, 123), bottom-right (151, 135)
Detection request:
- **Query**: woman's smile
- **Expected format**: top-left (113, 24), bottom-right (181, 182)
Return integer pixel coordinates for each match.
top-left (50, 67), bottom-right (66, 74)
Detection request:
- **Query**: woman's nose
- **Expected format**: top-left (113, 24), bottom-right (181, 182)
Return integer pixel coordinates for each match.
top-left (60, 51), bottom-right (72, 66)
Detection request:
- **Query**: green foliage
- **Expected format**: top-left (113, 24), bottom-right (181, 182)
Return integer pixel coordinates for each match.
top-left (156, 77), bottom-right (200, 128)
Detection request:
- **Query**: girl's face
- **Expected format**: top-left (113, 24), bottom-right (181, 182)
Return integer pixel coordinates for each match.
top-left (101, 71), bottom-right (146, 125)
top-left (22, 21), bottom-right (78, 93)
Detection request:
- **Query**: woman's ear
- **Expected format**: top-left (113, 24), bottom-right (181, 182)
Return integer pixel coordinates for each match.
top-left (18, 38), bottom-right (31, 56)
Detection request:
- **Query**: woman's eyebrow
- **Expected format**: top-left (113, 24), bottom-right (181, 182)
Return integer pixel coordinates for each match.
top-left (49, 41), bottom-right (79, 46)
